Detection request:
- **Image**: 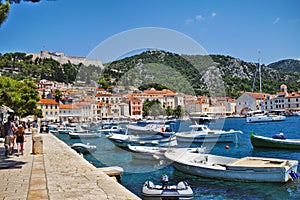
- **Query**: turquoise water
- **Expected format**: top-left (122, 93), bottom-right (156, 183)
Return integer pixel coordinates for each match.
top-left (55, 117), bottom-right (300, 200)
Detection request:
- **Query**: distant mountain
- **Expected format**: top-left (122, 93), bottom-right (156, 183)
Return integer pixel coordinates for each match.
top-left (102, 51), bottom-right (300, 98)
top-left (268, 59), bottom-right (300, 74)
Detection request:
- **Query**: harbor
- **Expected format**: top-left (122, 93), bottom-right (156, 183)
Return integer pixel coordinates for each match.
top-left (53, 116), bottom-right (300, 199)
top-left (0, 130), bottom-right (139, 200)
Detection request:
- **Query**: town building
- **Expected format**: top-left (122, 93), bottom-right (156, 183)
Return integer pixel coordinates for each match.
top-left (37, 99), bottom-right (59, 122)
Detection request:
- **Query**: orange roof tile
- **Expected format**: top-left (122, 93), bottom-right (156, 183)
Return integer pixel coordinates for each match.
top-left (59, 104), bottom-right (80, 109)
top-left (286, 93), bottom-right (300, 98)
top-left (38, 99), bottom-right (58, 105)
top-left (245, 92), bottom-right (268, 100)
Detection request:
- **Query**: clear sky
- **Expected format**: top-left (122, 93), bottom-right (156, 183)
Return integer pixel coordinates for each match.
top-left (0, 0), bottom-right (299, 65)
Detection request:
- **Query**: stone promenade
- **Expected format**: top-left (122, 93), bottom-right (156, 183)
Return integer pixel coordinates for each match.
top-left (0, 131), bottom-right (140, 200)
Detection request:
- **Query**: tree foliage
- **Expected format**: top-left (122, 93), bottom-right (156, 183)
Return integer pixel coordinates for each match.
top-left (102, 50), bottom-right (300, 98)
top-left (0, 76), bottom-right (42, 118)
top-left (0, 52), bottom-right (102, 84)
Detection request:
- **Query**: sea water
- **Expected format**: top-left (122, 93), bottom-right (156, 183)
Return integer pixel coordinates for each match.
top-left (56, 117), bottom-right (300, 200)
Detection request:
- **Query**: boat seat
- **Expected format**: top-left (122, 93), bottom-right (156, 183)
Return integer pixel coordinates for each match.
top-left (177, 181), bottom-right (188, 190)
top-left (145, 181), bottom-right (155, 189)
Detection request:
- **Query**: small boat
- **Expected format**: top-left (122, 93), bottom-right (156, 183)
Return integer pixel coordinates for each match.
top-left (71, 143), bottom-right (97, 154)
top-left (128, 145), bottom-right (169, 160)
top-left (142, 174), bottom-right (193, 200)
top-left (127, 123), bottom-right (163, 134)
top-left (98, 124), bottom-right (125, 135)
top-left (189, 113), bottom-right (216, 124)
top-left (106, 133), bottom-right (177, 148)
top-left (129, 146), bottom-right (206, 160)
top-left (293, 111), bottom-right (300, 116)
top-left (175, 124), bottom-right (242, 143)
top-left (69, 130), bottom-right (100, 139)
top-left (57, 126), bottom-right (73, 134)
top-left (165, 148), bottom-right (299, 182)
top-left (250, 132), bottom-right (300, 150)
top-left (246, 110), bottom-right (286, 123)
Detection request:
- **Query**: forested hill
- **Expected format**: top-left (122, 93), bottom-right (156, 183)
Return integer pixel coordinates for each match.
top-left (268, 59), bottom-right (300, 74)
top-left (102, 50), bottom-right (300, 98)
top-left (1, 51), bottom-right (299, 98)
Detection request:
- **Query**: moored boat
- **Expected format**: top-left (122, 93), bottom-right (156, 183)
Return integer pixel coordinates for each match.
top-left (246, 111), bottom-right (286, 123)
top-left (175, 124), bottom-right (242, 143)
top-left (106, 133), bottom-right (177, 148)
top-left (126, 123), bottom-right (163, 134)
top-left (129, 146), bottom-right (206, 160)
top-left (69, 130), bottom-right (100, 139)
top-left (98, 124), bottom-right (125, 135)
top-left (142, 174), bottom-right (193, 200)
top-left (165, 148), bottom-right (299, 182)
top-left (250, 132), bottom-right (300, 150)
top-left (71, 143), bottom-right (97, 154)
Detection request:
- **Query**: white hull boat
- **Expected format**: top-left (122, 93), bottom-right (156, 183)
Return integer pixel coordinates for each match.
top-left (175, 124), bottom-right (242, 143)
top-left (129, 146), bottom-right (206, 160)
top-left (71, 143), bottom-right (97, 154)
top-left (246, 113), bottom-right (286, 123)
top-left (127, 123), bottom-right (163, 134)
top-left (98, 124), bottom-right (125, 135)
top-left (142, 175), bottom-right (193, 200)
top-left (165, 148), bottom-right (299, 182)
top-left (106, 133), bottom-right (177, 148)
top-left (69, 131), bottom-right (100, 139)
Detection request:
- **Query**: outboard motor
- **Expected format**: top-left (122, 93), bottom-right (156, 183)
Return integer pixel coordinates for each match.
top-left (161, 174), bottom-right (169, 189)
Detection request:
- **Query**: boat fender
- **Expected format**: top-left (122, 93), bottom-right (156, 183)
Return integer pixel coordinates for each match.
top-left (229, 129), bottom-right (234, 132)
top-left (161, 127), bottom-right (165, 132)
top-left (289, 171), bottom-right (299, 180)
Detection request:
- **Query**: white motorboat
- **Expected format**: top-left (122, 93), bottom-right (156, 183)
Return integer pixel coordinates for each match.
top-left (175, 124), bottom-right (242, 143)
top-left (189, 113), bottom-right (216, 124)
top-left (126, 123), bottom-right (163, 134)
top-left (57, 126), bottom-right (73, 134)
top-left (129, 145), bottom-right (206, 160)
top-left (98, 124), bottom-right (125, 135)
top-left (69, 130), bottom-right (100, 139)
top-left (142, 174), bottom-right (193, 200)
top-left (246, 110), bottom-right (286, 123)
top-left (106, 133), bottom-right (177, 148)
top-left (165, 148), bottom-right (299, 182)
top-left (129, 145), bottom-right (166, 160)
top-left (71, 143), bottom-right (97, 154)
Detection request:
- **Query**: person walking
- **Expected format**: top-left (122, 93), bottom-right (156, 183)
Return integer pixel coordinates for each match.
top-left (1, 116), bottom-right (17, 156)
top-left (16, 124), bottom-right (25, 156)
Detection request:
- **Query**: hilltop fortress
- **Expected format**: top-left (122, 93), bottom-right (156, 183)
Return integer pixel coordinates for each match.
top-left (29, 50), bottom-right (104, 68)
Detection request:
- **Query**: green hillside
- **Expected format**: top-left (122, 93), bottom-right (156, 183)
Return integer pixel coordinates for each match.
top-left (1, 51), bottom-right (299, 98)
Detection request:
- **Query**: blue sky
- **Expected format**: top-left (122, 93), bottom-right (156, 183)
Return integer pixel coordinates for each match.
top-left (0, 0), bottom-right (299, 64)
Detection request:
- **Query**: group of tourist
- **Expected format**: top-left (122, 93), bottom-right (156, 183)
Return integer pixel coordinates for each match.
top-left (1, 116), bottom-right (26, 157)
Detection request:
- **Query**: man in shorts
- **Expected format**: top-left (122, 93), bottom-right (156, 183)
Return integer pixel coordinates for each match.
top-left (2, 117), bottom-right (17, 156)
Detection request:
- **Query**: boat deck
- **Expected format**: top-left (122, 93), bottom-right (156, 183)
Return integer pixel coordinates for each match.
top-left (228, 157), bottom-right (289, 167)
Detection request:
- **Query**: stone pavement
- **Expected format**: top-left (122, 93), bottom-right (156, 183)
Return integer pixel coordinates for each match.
top-left (0, 132), bottom-right (140, 200)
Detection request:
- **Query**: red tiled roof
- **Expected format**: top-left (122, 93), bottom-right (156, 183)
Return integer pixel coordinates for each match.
top-left (245, 92), bottom-right (268, 100)
top-left (286, 93), bottom-right (300, 98)
top-left (37, 99), bottom-right (58, 105)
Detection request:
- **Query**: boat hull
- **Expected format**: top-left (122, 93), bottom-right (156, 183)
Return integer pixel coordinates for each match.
top-left (251, 135), bottom-right (300, 150)
top-left (142, 181), bottom-right (193, 200)
top-left (246, 115), bottom-right (286, 123)
top-left (165, 150), bottom-right (298, 182)
top-left (69, 132), bottom-right (100, 139)
top-left (71, 143), bottom-right (97, 154)
top-left (176, 132), bottom-right (237, 143)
